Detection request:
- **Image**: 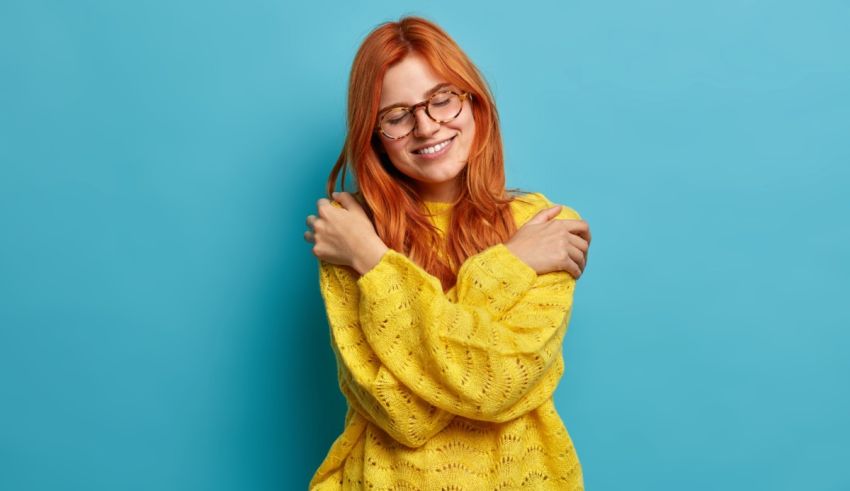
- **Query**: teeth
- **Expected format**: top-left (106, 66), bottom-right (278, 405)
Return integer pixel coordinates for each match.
top-left (416, 138), bottom-right (451, 154)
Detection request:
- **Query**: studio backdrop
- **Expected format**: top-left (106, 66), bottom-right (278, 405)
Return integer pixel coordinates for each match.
top-left (1, 1), bottom-right (848, 489)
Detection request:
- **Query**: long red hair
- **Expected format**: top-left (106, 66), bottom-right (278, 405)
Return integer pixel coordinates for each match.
top-left (325, 16), bottom-right (533, 292)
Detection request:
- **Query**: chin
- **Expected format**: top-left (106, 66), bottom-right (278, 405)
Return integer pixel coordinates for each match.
top-left (414, 163), bottom-right (466, 181)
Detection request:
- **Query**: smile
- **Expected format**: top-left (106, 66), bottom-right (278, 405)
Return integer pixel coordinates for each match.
top-left (412, 135), bottom-right (456, 158)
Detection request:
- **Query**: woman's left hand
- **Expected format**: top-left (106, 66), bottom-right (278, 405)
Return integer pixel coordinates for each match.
top-left (304, 192), bottom-right (389, 275)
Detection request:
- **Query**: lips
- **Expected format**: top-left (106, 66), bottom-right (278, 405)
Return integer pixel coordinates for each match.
top-left (412, 135), bottom-right (456, 154)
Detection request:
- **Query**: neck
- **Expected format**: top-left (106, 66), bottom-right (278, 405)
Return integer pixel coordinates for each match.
top-left (416, 179), bottom-right (461, 203)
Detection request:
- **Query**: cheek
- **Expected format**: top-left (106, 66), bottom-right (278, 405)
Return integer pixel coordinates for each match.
top-left (379, 140), bottom-right (412, 171)
top-left (377, 137), bottom-right (398, 154)
top-left (384, 140), bottom-right (408, 158)
top-left (457, 110), bottom-right (475, 138)
top-left (457, 115), bottom-right (475, 147)
top-left (381, 137), bottom-right (405, 153)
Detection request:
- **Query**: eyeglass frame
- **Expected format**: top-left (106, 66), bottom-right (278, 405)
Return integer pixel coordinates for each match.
top-left (374, 89), bottom-right (472, 140)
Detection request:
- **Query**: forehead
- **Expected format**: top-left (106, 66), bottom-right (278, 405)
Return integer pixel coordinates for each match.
top-left (380, 54), bottom-right (448, 105)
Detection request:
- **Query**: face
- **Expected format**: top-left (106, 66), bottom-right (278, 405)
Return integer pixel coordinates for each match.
top-left (377, 53), bottom-right (475, 203)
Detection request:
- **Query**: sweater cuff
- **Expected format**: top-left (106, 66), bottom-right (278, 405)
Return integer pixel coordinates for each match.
top-left (469, 243), bottom-right (537, 285)
top-left (455, 243), bottom-right (537, 310)
top-left (452, 243), bottom-right (538, 316)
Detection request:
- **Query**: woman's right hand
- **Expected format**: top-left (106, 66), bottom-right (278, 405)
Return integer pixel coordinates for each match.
top-left (505, 205), bottom-right (591, 278)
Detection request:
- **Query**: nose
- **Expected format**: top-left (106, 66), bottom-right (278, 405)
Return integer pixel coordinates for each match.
top-left (411, 106), bottom-right (440, 138)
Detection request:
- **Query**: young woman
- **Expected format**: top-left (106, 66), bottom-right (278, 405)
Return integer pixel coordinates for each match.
top-left (304, 16), bottom-right (592, 490)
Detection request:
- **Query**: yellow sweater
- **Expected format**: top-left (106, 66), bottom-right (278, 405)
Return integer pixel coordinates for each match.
top-left (309, 192), bottom-right (584, 490)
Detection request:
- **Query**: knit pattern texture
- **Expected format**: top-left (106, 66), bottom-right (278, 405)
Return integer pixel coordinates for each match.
top-left (310, 192), bottom-right (584, 490)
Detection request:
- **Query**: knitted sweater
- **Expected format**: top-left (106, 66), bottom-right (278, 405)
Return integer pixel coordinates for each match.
top-left (309, 191), bottom-right (584, 490)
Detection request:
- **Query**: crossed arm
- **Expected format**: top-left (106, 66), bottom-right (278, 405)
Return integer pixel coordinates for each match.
top-left (319, 204), bottom-right (582, 448)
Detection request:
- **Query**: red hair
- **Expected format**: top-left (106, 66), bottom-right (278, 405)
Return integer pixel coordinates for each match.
top-left (325, 16), bottom-right (533, 292)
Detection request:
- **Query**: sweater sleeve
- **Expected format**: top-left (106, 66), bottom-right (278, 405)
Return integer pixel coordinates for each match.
top-left (319, 259), bottom-right (456, 448)
top-left (356, 200), bottom-right (582, 422)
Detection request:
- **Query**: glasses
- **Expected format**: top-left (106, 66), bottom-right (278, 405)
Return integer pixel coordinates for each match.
top-left (374, 89), bottom-right (471, 140)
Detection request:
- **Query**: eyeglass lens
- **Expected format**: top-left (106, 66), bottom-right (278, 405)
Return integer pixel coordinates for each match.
top-left (380, 92), bottom-right (463, 138)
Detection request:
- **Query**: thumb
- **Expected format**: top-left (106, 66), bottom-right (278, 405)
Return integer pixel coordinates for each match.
top-left (525, 205), bottom-right (562, 225)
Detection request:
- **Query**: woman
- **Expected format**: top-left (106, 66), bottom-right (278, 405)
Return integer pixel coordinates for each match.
top-left (303, 16), bottom-right (592, 490)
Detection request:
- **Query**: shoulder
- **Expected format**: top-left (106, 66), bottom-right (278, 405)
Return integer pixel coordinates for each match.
top-left (509, 191), bottom-right (582, 226)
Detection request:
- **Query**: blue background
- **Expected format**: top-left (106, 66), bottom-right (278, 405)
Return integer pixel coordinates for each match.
top-left (1, 1), bottom-right (848, 489)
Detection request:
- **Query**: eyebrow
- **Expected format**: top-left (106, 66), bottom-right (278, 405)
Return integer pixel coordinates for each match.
top-left (378, 82), bottom-right (454, 114)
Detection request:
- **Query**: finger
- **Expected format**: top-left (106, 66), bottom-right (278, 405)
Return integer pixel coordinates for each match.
top-left (565, 220), bottom-right (591, 243)
top-left (318, 197), bottom-right (344, 215)
top-left (566, 233), bottom-right (589, 254)
top-left (569, 251), bottom-right (584, 279)
top-left (577, 247), bottom-right (589, 274)
top-left (333, 191), bottom-right (365, 213)
top-left (306, 215), bottom-right (316, 229)
top-left (571, 246), bottom-right (587, 279)
top-left (564, 255), bottom-right (582, 279)
top-left (526, 205), bottom-right (562, 225)
top-left (304, 230), bottom-right (315, 244)
top-left (567, 244), bottom-right (586, 275)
